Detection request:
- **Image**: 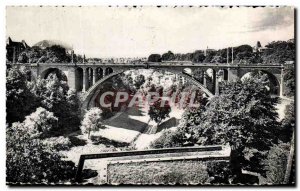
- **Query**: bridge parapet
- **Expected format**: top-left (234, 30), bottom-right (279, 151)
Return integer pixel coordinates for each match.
top-left (75, 145), bottom-right (231, 183)
top-left (23, 62), bottom-right (283, 69)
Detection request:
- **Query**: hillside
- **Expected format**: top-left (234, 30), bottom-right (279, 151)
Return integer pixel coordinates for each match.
top-left (33, 40), bottom-right (73, 51)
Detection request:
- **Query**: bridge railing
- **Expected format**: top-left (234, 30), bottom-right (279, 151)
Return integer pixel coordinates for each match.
top-left (74, 145), bottom-right (230, 182)
top-left (16, 62), bottom-right (284, 68)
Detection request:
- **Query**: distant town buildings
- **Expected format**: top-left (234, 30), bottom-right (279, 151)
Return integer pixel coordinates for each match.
top-left (204, 47), bottom-right (215, 56)
top-left (87, 57), bottom-right (147, 63)
top-left (6, 37), bottom-right (30, 62)
top-left (252, 41), bottom-right (270, 53)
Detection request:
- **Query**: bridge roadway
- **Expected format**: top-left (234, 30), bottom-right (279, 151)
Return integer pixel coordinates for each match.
top-left (28, 61), bottom-right (283, 69)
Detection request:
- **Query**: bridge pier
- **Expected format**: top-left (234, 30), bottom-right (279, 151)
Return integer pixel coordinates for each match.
top-left (67, 67), bottom-right (76, 90)
top-left (215, 76), bottom-right (219, 96)
top-left (212, 69), bottom-right (216, 94)
top-left (83, 68), bottom-right (89, 92)
top-left (93, 68), bottom-right (97, 85)
top-left (280, 67), bottom-right (284, 97)
top-left (203, 70), bottom-right (207, 87)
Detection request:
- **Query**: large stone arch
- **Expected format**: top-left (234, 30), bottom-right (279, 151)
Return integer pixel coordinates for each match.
top-left (239, 69), bottom-right (281, 96)
top-left (82, 69), bottom-right (214, 110)
top-left (40, 67), bottom-right (68, 81)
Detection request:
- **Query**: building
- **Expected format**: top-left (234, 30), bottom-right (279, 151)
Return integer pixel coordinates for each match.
top-left (6, 37), bottom-right (30, 63)
top-left (204, 47), bottom-right (216, 56)
top-left (252, 41), bottom-right (270, 53)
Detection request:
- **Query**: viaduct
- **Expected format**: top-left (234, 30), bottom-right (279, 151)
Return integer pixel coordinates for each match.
top-left (24, 61), bottom-right (284, 110)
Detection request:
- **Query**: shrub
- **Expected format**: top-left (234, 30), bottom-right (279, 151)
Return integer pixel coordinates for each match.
top-left (42, 136), bottom-right (72, 151)
top-left (22, 107), bottom-right (58, 139)
top-left (206, 161), bottom-right (232, 184)
top-left (81, 107), bottom-right (105, 138)
top-left (263, 142), bottom-right (290, 184)
top-left (6, 122), bottom-right (76, 184)
top-left (150, 128), bottom-right (186, 148)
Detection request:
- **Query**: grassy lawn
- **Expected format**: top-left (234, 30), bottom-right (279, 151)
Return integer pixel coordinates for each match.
top-left (107, 160), bottom-right (212, 185)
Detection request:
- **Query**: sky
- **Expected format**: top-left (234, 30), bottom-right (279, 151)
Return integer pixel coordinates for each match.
top-left (6, 6), bottom-right (294, 58)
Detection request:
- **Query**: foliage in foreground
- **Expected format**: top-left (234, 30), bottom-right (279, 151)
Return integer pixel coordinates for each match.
top-left (6, 108), bottom-right (76, 184)
top-left (263, 142), bottom-right (290, 185)
top-left (6, 66), bottom-right (38, 124)
top-left (6, 66), bottom-right (81, 133)
top-left (151, 77), bottom-right (280, 177)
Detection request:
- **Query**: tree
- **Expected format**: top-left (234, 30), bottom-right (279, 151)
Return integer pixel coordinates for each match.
top-left (152, 77), bottom-right (280, 178)
top-left (17, 52), bottom-right (28, 63)
top-left (148, 99), bottom-right (171, 125)
top-left (283, 65), bottom-right (295, 97)
top-left (81, 107), bottom-right (105, 138)
top-left (195, 78), bottom-right (280, 175)
top-left (148, 54), bottom-right (162, 62)
top-left (192, 50), bottom-right (206, 62)
top-left (6, 110), bottom-right (75, 184)
top-left (134, 74), bottom-right (145, 89)
top-left (203, 51), bottom-right (217, 63)
top-left (6, 66), bottom-right (37, 124)
top-left (280, 103), bottom-right (295, 142)
top-left (261, 40), bottom-right (295, 64)
top-left (65, 89), bottom-right (82, 126)
top-left (282, 103), bottom-right (295, 184)
top-left (31, 73), bottom-right (81, 132)
top-left (23, 107), bottom-right (58, 139)
top-left (233, 45), bottom-right (254, 63)
top-left (161, 51), bottom-right (175, 61)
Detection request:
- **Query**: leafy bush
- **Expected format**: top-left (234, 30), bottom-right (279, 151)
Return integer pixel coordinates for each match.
top-left (42, 136), bottom-right (72, 151)
top-left (263, 142), bottom-right (290, 185)
top-left (81, 107), bottom-right (105, 138)
top-left (206, 161), bottom-right (232, 184)
top-left (90, 135), bottom-right (130, 147)
top-left (150, 128), bottom-right (187, 148)
top-left (6, 120), bottom-right (76, 184)
top-left (22, 107), bottom-right (58, 139)
top-left (148, 98), bottom-right (171, 125)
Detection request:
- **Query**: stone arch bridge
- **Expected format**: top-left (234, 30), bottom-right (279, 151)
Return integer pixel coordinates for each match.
top-left (27, 61), bottom-right (284, 109)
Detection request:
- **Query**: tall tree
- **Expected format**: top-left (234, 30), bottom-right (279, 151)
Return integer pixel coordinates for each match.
top-left (148, 54), bottom-right (162, 62)
top-left (161, 51), bottom-right (175, 61)
top-left (6, 66), bottom-right (37, 124)
top-left (152, 77), bottom-right (280, 177)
